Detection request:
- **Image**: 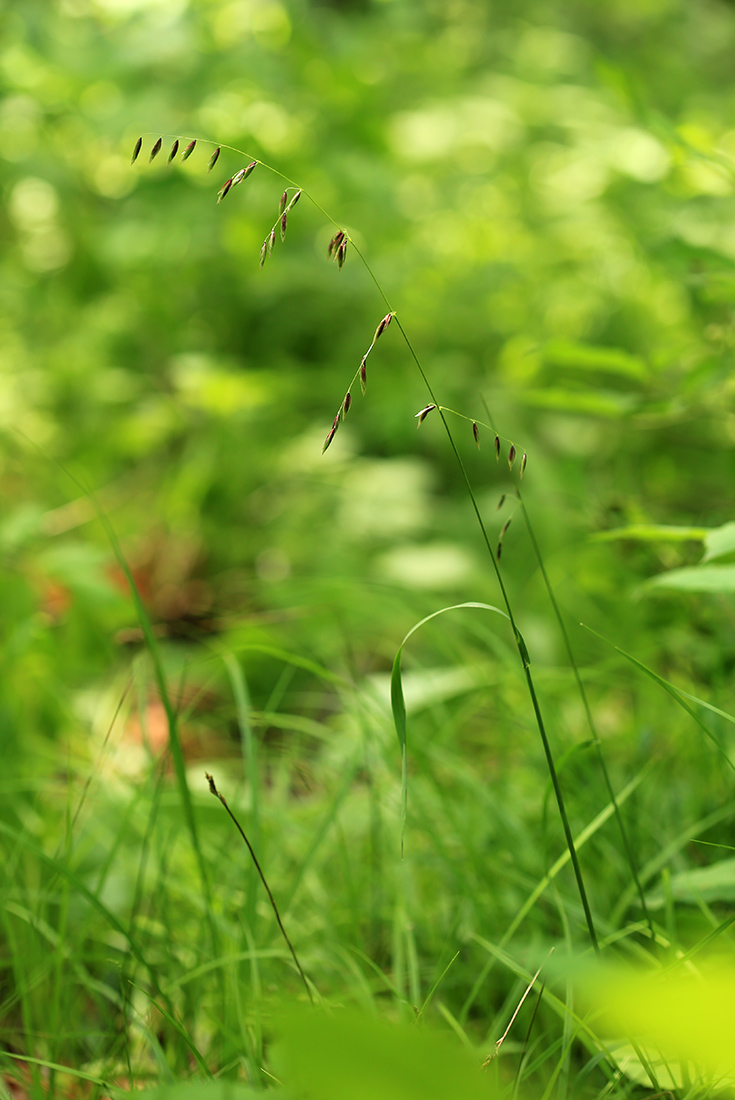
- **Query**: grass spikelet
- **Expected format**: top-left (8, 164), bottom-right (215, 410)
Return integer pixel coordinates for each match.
top-left (149, 137), bottom-right (162, 163)
top-left (496, 542), bottom-right (502, 561)
top-left (259, 238), bottom-right (268, 267)
top-left (472, 421), bottom-right (480, 449)
top-left (232, 161), bottom-right (257, 186)
top-left (373, 313), bottom-right (393, 342)
top-left (343, 392), bottom-right (352, 417)
top-left (415, 403), bottom-right (436, 427)
top-left (508, 444), bottom-right (516, 469)
top-left (207, 146), bottom-right (221, 172)
top-left (268, 228), bottom-right (276, 256)
top-left (289, 189), bottom-right (301, 209)
top-left (328, 230), bottom-right (345, 258)
top-left (217, 178), bottom-right (233, 203)
top-left (181, 139), bottom-right (196, 161)
top-left (337, 240), bottom-right (347, 269)
top-left (520, 451), bottom-right (527, 478)
top-left (131, 136), bottom-right (142, 164)
top-left (279, 190), bottom-right (288, 215)
top-left (167, 139), bottom-right (179, 164)
top-left (497, 493), bottom-right (506, 510)
top-left (280, 212), bottom-right (288, 242)
top-left (360, 357), bottom-right (367, 395)
top-left (322, 414), bottom-right (340, 453)
top-left (494, 434), bottom-right (500, 460)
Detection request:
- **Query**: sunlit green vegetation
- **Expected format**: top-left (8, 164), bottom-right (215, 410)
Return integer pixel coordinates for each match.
top-left (3, 0), bottom-right (735, 1096)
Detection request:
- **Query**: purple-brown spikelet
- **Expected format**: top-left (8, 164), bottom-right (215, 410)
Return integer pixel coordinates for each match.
top-left (520, 452), bottom-right (527, 479)
top-left (360, 357), bottom-right (367, 395)
top-left (322, 414), bottom-right (340, 453)
top-left (280, 212), bottom-right (288, 242)
top-left (289, 189), bottom-right (301, 209)
top-left (207, 146), bottom-right (221, 172)
top-left (337, 240), bottom-right (347, 269)
top-left (508, 444), bottom-right (516, 469)
top-left (472, 421), bottom-right (480, 449)
top-left (232, 167), bottom-right (247, 186)
top-left (259, 238), bottom-right (268, 267)
top-left (343, 391), bottom-right (352, 416)
top-left (374, 313), bottom-right (392, 342)
top-left (496, 542), bottom-right (502, 561)
top-left (328, 230), bottom-right (345, 258)
top-left (167, 139), bottom-right (179, 164)
top-left (500, 519), bottom-right (512, 539)
top-left (217, 178), bottom-right (233, 203)
top-left (494, 435), bottom-right (500, 460)
top-left (131, 137), bottom-right (143, 164)
top-left (279, 190), bottom-right (288, 215)
top-left (149, 137), bottom-right (162, 163)
top-left (268, 228), bottom-right (276, 256)
top-left (181, 140), bottom-right (196, 162)
top-left (415, 403), bottom-right (437, 426)
top-left (497, 493), bottom-right (506, 510)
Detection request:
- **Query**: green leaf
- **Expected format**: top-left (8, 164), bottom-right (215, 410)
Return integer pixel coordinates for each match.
top-left (390, 603), bottom-right (507, 858)
top-left (645, 857), bottom-right (735, 909)
top-left (703, 520), bottom-right (735, 562)
top-left (592, 524), bottom-right (710, 543)
top-left (645, 564), bottom-right (735, 592)
top-left (135, 1085), bottom-right (274, 1100)
top-left (278, 1007), bottom-right (487, 1100)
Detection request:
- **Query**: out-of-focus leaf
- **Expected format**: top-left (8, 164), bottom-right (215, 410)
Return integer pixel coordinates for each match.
top-left (645, 565), bottom-right (735, 593)
top-left (592, 524), bottom-right (710, 543)
top-left (703, 521), bottom-right (735, 563)
top-left (645, 857), bottom-right (735, 909)
top-left (544, 341), bottom-right (648, 381)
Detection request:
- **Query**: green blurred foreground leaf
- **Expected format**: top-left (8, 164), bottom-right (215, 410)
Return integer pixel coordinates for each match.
top-left (579, 960), bottom-right (735, 1082)
top-left (277, 1007), bottom-right (488, 1100)
top-left (134, 1085), bottom-right (273, 1100)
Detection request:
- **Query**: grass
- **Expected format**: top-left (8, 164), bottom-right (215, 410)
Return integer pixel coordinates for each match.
top-left (2, 132), bottom-right (735, 1100)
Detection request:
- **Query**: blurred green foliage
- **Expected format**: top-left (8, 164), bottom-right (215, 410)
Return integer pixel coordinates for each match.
top-left (3, 0), bottom-right (735, 1092)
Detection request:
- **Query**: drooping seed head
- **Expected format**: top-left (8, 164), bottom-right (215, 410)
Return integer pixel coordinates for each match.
top-left (494, 435), bottom-right (500, 460)
top-left (279, 190), bottom-right (288, 215)
top-left (181, 140), bottom-right (196, 162)
top-left (337, 240), bottom-right (347, 269)
top-left (472, 421), bottom-right (480, 449)
top-left (131, 136), bottom-right (143, 164)
top-left (415, 403), bottom-right (437, 426)
top-left (508, 444), bottom-right (516, 469)
top-left (322, 414), bottom-right (340, 454)
top-left (167, 139), bottom-right (179, 164)
top-left (374, 313), bottom-right (393, 342)
top-left (207, 146), bottom-right (221, 172)
top-left (343, 392), bottom-right (352, 417)
top-left (360, 357), bottom-right (367, 395)
top-left (217, 178), bottom-right (233, 203)
top-left (328, 230), bottom-right (345, 258)
top-left (149, 137), bottom-right (162, 163)
top-left (520, 452), bottom-right (527, 479)
top-left (280, 212), bottom-right (287, 242)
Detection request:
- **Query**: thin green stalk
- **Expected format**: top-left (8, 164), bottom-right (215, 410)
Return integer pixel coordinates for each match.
top-left (516, 490), bottom-right (655, 943)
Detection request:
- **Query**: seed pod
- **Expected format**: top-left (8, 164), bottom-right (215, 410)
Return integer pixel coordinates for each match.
top-left (131, 137), bottom-right (143, 164)
top-left (415, 403), bottom-right (437, 426)
top-left (280, 212), bottom-right (287, 242)
top-left (322, 414), bottom-right (340, 454)
top-left (472, 421), bottom-right (480, 449)
top-left (520, 452), bottom-right (527, 479)
top-left (167, 139), bottom-right (179, 164)
top-left (181, 140), bottom-right (196, 161)
top-left (494, 435), bottom-right (500, 460)
top-left (374, 313), bottom-right (392, 342)
top-left (217, 178), bottom-right (233, 203)
top-left (360, 357), bottom-right (367, 395)
top-left (279, 190), bottom-right (288, 215)
top-left (149, 137), bottom-right (162, 163)
top-left (343, 391), bottom-right (352, 416)
top-left (207, 146), bottom-right (221, 172)
top-left (508, 444), bottom-right (516, 470)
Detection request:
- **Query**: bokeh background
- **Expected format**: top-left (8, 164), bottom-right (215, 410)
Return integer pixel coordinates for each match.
top-left (3, 0), bottom-right (735, 1089)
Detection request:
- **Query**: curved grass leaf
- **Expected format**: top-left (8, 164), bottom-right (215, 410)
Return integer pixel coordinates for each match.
top-left (390, 602), bottom-right (507, 857)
